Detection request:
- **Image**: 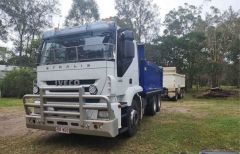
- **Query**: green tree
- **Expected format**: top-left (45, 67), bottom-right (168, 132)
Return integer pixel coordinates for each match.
top-left (0, 47), bottom-right (9, 63)
top-left (65, 0), bottom-right (99, 26)
top-left (147, 32), bottom-right (206, 89)
top-left (161, 4), bottom-right (206, 88)
top-left (181, 32), bottom-right (206, 89)
top-left (164, 3), bottom-right (202, 36)
top-left (115, 0), bottom-right (160, 42)
top-left (204, 6), bottom-right (240, 87)
top-left (7, 56), bottom-right (35, 67)
top-left (0, 0), bottom-right (59, 56)
top-left (146, 35), bottom-right (183, 68)
top-left (1, 68), bottom-right (36, 97)
top-left (0, 19), bottom-right (7, 41)
top-left (25, 39), bottom-right (41, 59)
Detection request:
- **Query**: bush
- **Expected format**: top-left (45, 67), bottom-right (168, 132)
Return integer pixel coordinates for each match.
top-left (1, 68), bottom-right (36, 98)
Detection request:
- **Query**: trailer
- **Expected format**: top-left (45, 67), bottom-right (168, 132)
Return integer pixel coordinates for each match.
top-left (23, 21), bottom-right (163, 137)
top-left (162, 67), bottom-right (185, 101)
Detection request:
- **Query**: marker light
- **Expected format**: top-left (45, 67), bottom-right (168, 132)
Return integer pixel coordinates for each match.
top-left (33, 86), bottom-right (39, 94)
top-left (89, 85), bottom-right (98, 95)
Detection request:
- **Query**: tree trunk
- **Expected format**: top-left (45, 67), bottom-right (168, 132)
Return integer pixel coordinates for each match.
top-left (236, 61), bottom-right (240, 88)
top-left (30, 33), bottom-right (35, 58)
top-left (211, 73), bottom-right (219, 88)
top-left (19, 35), bottom-right (23, 56)
top-left (188, 74), bottom-right (193, 89)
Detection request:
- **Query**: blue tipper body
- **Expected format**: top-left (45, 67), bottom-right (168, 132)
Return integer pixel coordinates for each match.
top-left (138, 44), bottom-right (163, 94)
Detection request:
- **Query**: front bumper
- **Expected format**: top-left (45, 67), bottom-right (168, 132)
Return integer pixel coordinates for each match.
top-left (26, 115), bottom-right (118, 137)
top-left (23, 86), bottom-right (119, 137)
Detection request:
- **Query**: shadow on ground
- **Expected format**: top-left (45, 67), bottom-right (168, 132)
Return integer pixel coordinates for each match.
top-left (32, 131), bottom-right (129, 152)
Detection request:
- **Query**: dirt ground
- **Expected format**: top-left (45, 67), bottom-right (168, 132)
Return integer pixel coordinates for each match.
top-left (0, 102), bottom-right (191, 138)
top-left (0, 107), bottom-right (37, 137)
top-left (0, 102), bottom-right (209, 138)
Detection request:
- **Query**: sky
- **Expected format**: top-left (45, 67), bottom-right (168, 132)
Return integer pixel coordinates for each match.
top-left (53, 0), bottom-right (240, 27)
top-left (1, 0), bottom-right (239, 48)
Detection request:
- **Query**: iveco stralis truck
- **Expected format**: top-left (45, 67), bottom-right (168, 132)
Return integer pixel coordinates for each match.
top-left (23, 21), bottom-right (163, 137)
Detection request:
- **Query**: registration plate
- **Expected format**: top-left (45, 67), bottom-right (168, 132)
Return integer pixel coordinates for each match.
top-left (56, 126), bottom-right (70, 134)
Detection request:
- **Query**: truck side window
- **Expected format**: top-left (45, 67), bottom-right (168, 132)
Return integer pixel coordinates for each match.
top-left (117, 30), bottom-right (135, 77)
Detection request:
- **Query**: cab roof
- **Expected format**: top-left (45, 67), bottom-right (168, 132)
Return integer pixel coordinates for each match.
top-left (42, 21), bottom-right (117, 39)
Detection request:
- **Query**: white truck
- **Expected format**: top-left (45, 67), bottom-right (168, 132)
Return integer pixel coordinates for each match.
top-left (23, 21), bottom-right (163, 137)
top-left (162, 67), bottom-right (185, 101)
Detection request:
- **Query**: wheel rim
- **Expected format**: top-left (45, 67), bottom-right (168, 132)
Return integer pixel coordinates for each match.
top-left (130, 109), bottom-right (138, 127)
top-left (153, 98), bottom-right (156, 111)
top-left (158, 98), bottom-right (161, 108)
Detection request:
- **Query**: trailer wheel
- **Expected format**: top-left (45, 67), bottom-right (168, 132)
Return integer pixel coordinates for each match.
top-left (146, 95), bottom-right (157, 116)
top-left (125, 97), bottom-right (140, 137)
top-left (156, 94), bottom-right (161, 112)
top-left (173, 90), bottom-right (178, 101)
top-left (179, 89), bottom-right (184, 99)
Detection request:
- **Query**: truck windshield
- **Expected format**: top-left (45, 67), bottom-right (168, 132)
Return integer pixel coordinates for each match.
top-left (40, 32), bottom-right (115, 65)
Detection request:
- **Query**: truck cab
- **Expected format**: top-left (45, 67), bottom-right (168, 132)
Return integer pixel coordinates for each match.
top-left (23, 21), bottom-right (163, 137)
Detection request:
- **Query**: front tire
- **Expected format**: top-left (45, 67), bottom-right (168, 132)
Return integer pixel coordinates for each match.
top-left (125, 97), bottom-right (140, 137)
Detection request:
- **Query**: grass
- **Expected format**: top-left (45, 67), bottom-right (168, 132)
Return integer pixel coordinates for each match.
top-left (0, 98), bottom-right (22, 107)
top-left (0, 95), bottom-right (239, 153)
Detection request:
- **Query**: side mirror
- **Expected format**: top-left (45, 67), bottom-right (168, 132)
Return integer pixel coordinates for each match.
top-left (121, 30), bottom-right (134, 41)
top-left (123, 40), bottom-right (134, 58)
top-left (120, 30), bottom-right (135, 58)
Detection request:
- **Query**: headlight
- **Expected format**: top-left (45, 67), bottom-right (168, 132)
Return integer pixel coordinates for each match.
top-left (33, 86), bottom-right (39, 94)
top-left (89, 85), bottom-right (98, 95)
top-left (97, 110), bottom-right (109, 119)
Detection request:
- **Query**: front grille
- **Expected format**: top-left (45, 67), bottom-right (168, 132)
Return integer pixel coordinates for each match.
top-left (45, 98), bottom-right (100, 103)
top-left (49, 87), bottom-right (89, 93)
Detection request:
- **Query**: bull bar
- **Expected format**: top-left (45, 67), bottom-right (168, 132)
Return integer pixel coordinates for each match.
top-left (23, 86), bottom-right (119, 137)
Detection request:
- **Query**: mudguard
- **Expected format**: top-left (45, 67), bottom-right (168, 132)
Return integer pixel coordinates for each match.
top-left (121, 86), bottom-right (143, 106)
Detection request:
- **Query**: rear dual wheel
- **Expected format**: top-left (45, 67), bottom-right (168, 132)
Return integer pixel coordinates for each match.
top-left (146, 94), bottom-right (161, 116)
top-left (125, 94), bottom-right (161, 137)
top-left (156, 94), bottom-right (161, 112)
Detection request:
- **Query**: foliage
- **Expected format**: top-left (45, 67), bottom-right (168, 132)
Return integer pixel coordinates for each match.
top-left (115, 0), bottom-right (160, 42)
top-left (0, 0), bottom-right (59, 56)
top-left (0, 47), bottom-right (14, 62)
top-left (0, 39), bottom-right (39, 66)
top-left (0, 68), bottom-right (36, 97)
top-left (164, 3), bottom-right (202, 36)
top-left (0, 19), bottom-right (7, 41)
top-left (0, 1), bottom-right (239, 89)
top-left (65, 0), bottom-right (99, 26)
top-left (7, 55), bottom-right (36, 67)
top-left (147, 4), bottom-right (240, 88)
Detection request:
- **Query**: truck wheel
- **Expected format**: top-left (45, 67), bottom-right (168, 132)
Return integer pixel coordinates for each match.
top-left (126, 97), bottom-right (140, 137)
top-left (146, 95), bottom-right (157, 116)
top-left (156, 94), bottom-right (161, 112)
top-left (173, 91), bottom-right (178, 101)
top-left (179, 89), bottom-right (184, 99)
